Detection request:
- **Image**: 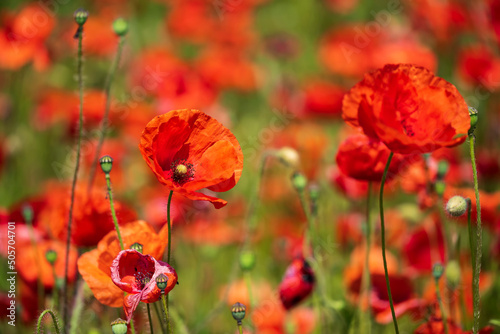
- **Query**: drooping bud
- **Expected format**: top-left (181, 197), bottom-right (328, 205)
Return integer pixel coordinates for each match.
top-left (74, 8), bottom-right (89, 26)
top-left (155, 273), bottom-right (168, 292)
top-left (468, 106), bottom-right (478, 134)
top-left (291, 172), bottom-right (307, 192)
top-left (231, 302), bottom-right (246, 323)
top-left (112, 18), bottom-right (128, 37)
top-left (110, 318), bottom-right (128, 334)
top-left (432, 263), bottom-right (444, 280)
top-left (445, 195), bottom-right (468, 217)
top-left (239, 251), bottom-right (256, 272)
top-left (276, 147), bottom-right (300, 169)
top-left (130, 243), bottom-right (143, 254)
top-left (445, 260), bottom-right (461, 288)
top-left (99, 155), bottom-right (113, 174)
top-left (45, 249), bottom-right (57, 265)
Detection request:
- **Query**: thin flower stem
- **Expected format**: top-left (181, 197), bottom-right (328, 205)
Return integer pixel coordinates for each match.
top-left (36, 309), bottom-right (62, 334)
top-left (23, 207), bottom-right (45, 311)
top-left (63, 27), bottom-right (85, 330)
top-left (154, 302), bottom-right (167, 334)
top-left (467, 199), bottom-right (476, 274)
top-left (244, 271), bottom-right (254, 309)
top-left (359, 182), bottom-right (372, 334)
top-left (69, 281), bottom-right (85, 334)
top-left (147, 303), bottom-right (155, 334)
top-left (379, 152), bottom-right (399, 334)
top-left (87, 36), bottom-right (126, 193)
top-left (435, 278), bottom-right (449, 334)
top-left (238, 323), bottom-right (243, 334)
top-left (161, 294), bottom-right (172, 334)
top-left (130, 316), bottom-right (136, 334)
top-left (170, 307), bottom-right (190, 334)
top-left (167, 190), bottom-right (174, 263)
top-left (51, 265), bottom-right (59, 310)
top-left (105, 173), bottom-right (124, 250)
top-left (469, 134), bottom-right (482, 334)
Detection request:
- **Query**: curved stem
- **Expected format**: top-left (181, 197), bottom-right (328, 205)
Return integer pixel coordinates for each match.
top-left (87, 36), bottom-right (126, 193)
top-left (167, 190), bottom-right (174, 263)
top-left (36, 309), bottom-right (62, 334)
top-left (105, 173), bottom-right (124, 250)
top-left (469, 135), bottom-right (482, 334)
top-left (63, 27), bottom-right (84, 330)
top-left (379, 152), bottom-right (399, 334)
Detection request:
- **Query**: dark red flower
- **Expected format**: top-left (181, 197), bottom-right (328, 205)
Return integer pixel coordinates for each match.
top-left (139, 109), bottom-right (243, 208)
top-left (279, 258), bottom-right (315, 310)
top-left (343, 64), bottom-right (470, 154)
top-left (111, 249), bottom-right (178, 323)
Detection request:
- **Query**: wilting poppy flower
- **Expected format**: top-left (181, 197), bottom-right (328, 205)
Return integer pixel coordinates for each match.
top-left (111, 249), bottom-right (178, 322)
top-left (343, 64), bottom-right (470, 154)
top-left (139, 109), bottom-right (243, 208)
top-left (336, 133), bottom-right (406, 181)
top-left (279, 258), bottom-right (315, 309)
top-left (78, 220), bottom-right (169, 307)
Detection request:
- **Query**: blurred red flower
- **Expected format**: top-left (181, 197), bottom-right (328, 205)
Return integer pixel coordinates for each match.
top-left (111, 249), bottom-right (178, 322)
top-left (78, 220), bottom-right (169, 308)
top-left (343, 64), bottom-right (469, 154)
top-left (140, 109), bottom-right (243, 208)
top-left (457, 44), bottom-right (500, 92)
top-left (279, 258), bottom-right (315, 310)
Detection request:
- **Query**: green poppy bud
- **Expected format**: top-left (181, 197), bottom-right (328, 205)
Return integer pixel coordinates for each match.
top-left (110, 318), bottom-right (127, 334)
top-left (231, 302), bottom-right (246, 322)
top-left (113, 18), bottom-right (128, 37)
top-left (446, 196), bottom-right (468, 217)
top-left (239, 251), bottom-right (256, 272)
top-left (155, 273), bottom-right (168, 292)
top-left (432, 263), bottom-right (444, 280)
top-left (291, 172), bottom-right (307, 192)
top-left (74, 8), bottom-right (88, 26)
top-left (445, 260), bottom-right (461, 288)
top-left (45, 249), bottom-right (57, 265)
top-left (468, 106), bottom-right (478, 134)
top-left (130, 243), bottom-right (143, 254)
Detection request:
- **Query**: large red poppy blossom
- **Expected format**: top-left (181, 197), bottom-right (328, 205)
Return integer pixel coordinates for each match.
top-left (139, 109), bottom-right (243, 208)
top-left (336, 133), bottom-right (406, 181)
top-left (343, 64), bottom-right (470, 155)
top-left (111, 249), bottom-right (178, 323)
top-left (279, 258), bottom-right (315, 309)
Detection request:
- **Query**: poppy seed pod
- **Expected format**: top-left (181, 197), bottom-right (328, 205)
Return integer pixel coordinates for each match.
top-left (130, 242), bottom-right (143, 254)
top-left (74, 8), bottom-right (88, 26)
top-left (468, 106), bottom-right (478, 134)
top-left (432, 263), bottom-right (444, 280)
top-left (100, 155), bottom-right (113, 174)
top-left (110, 318), bottom-right (127, 334)
top-left (155, 273), bottom-right (169, 292)
top-left (231, 302), bottom-right (246, 322)
top-left (45, 249), bottom-right (57, 265)
top-left (446, 196), bottom-right (468, 217)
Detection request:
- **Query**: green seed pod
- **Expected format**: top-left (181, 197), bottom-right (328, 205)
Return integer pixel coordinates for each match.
top-left (432, 263), bottom-right (444, 280)
top-left (99, 155), bottom-right (113, 174)
top-left (231, 302), bottom-right (246, 322)
top-left (446, 195), bottom-right (468, 217)
top-left (110, 318), bottom-right (128, 334)
top-left (74, 8), bottom-right (89, 26)
top-left (239, 251), bottom-right (256, 272)
top-left (445, 260), bottom-right (461, 288)
top-left (113, 18), bottom-right (128, 37)
top-left (155, 273), bottom-right (168, 292)
top-left (468, 106), bottom-right (478, 134)
top-left (45, 249), bottom-right (57, 265)
top-left (435, 180), bottom-right (446, 197)
top-left (130, 242), bottom-right (143, 254)
top-left (291, 172), bottom-right (307, 192)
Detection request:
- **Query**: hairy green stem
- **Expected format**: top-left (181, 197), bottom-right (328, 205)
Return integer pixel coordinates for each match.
top-left (469, 135), bottom-right (482, 334)
top-left (105, 173), bottom-right (124, 250)
top-left (154, 302), bottom-right (167, 334)
top-left (87, 36), bottom-right (126, 193)
top-left (69, 281), bottom-right (85, 334)
top-left (161, 294), bottom-right (172, 334)
top-left (36, 309), bottom-right (62, 334)
top-left (167, 190), bottom-right (174, 263)
top-left (379, 152), bottom-right (399, 334)
top-left (147, 303), bottom-right (155, 334)
top-left (360, 182), bottom-right (372, 334)
top-left (63, 26), bottom-right (84, 331)
top-left (435, 278), bottom-right (449, 334)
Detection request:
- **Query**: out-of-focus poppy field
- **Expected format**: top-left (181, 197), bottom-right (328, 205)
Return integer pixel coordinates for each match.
top-left (1, 0), bottom-right (500, 333)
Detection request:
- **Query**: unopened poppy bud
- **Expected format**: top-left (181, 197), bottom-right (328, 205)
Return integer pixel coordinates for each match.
top-left (291, 172), bottom-right (307, 192)
top-left (74, 8), bottom-right (88, 26)
top-left (446, 195), bottom-right (467, 217)
top-left (435, 180), bottom-right (446, 197)
top-left (277, 147), bottom-right (300, 168)
top-left (45, 249), bottom-right (57, 265)
top-left (113, 18), bottom-right (128, 37)
top-left (231, 302), bottom-right (246, 322)
top-left (445, 260), bottom-right (461, 288)
top-left (21, 204), bottom-right (34, 223)
top-left (468, 106), bottom-right (478, 134)
top-left (155, 273), bottom-right (168, 292)
top-left (437, 160), bottom-right (449, 179)
top-left (130, 242), bottom-right (143, 254)
top-left (239, 251), bottom-right (256, 272)
top-left (432, 263), bottom-right (444, 280)
top-left (110, 318), bottom-right (127, 334)
top-left (309, 184), bottom-right (319, 201)
top-left (100, 155), bottom-right (113, 174)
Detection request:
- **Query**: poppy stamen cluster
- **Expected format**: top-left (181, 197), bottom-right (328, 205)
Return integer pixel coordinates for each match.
top-left (170, 159), bottom-right (195, 185)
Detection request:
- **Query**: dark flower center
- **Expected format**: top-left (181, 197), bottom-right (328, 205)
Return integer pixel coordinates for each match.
top-left (170, 159), bottom-right (195, 184)
top-left (134, 269), bottom-right (153, 290)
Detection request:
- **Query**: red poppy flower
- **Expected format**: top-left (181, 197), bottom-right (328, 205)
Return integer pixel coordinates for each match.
top-left (78, 220), bottom-right (169, 308)
top-left (111, 249), bottom-right (178, 322)
top-left (336, 133), bottom-right (406, 181)
top-left (279, 258), bottom-right (315, 310)
top-left (457, 44), bottom-right (500, 91)
top-left (343, 64), bottom-right (470, 154)
top-left (139, 109), bottom-right (243, 209)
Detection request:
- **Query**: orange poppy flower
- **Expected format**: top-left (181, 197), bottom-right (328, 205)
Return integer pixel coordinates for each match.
top-left (343, 64), bottom-right (470, 154)
top-left (77, 220), bottom-right (169, 307)
top-left (327, 166), bottom-right (370, 200)
top-left (111, 249), bottom-right (178, 322)
top-left (457, 44), bottom-right (500, 92)
top-left (139, 109), bottom-right (243, 208)
top-left (38, 182), bottom-right (137, 247)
